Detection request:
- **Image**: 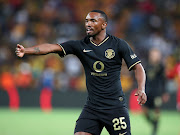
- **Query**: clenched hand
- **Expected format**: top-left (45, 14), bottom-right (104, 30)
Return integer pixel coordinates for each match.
top-left (15, 44), bottom-right (25, 57)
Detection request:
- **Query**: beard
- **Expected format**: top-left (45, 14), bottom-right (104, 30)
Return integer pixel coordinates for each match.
top-left (87, 34), bottom-right (93, 38)
top-left (86, 31), bottom-right (100, 38)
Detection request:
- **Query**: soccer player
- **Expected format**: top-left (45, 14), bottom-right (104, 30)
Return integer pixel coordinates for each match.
top-left (142, 48), bottom-right (169, 135)
top-left (16, 10), bottom-right (147, 135)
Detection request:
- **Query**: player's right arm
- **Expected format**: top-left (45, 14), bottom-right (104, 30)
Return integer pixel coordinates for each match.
top-left (15, 43), bottom-right (62, 57)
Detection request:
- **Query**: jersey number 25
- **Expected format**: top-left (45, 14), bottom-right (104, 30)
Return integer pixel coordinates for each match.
top-left (112, 117), bottom-right (127, 131)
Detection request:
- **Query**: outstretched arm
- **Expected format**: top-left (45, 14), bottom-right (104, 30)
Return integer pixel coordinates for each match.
top-left (132, 63), bottom-right (147, 105)
top-left (15, 43), bottom-right (62, 57)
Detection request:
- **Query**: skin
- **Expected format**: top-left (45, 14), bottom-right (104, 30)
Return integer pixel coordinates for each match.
top-left (16, 11), bottom-right (147, 135)
top-left (85, 12), bottom-right (107, 44)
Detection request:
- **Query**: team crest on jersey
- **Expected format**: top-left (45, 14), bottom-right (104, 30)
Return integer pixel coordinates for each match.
top-left (105, 49), bottom-right (115, 59)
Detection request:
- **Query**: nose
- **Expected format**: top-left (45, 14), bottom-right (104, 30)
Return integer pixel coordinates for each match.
top-left (85, 21), bottom-right (91, 27)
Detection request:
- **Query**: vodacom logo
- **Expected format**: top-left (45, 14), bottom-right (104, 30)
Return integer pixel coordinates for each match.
top-left (93, 61), bottom-right (104, 72)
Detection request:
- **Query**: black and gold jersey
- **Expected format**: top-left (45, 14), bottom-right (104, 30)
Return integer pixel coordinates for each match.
top-left (58, 34), bottom-right (141, 110)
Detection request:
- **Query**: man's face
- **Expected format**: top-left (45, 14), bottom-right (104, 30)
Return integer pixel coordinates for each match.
top-left (85, 12), bottom-right (107, 36)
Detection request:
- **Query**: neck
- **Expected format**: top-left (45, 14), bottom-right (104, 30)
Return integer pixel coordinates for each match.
top-left (90, 31), bottom-right (106, 44)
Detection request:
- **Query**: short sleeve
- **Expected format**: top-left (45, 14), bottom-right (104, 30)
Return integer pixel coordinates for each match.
top-left (57, 40), bottom-right (80, 57)
top-left (119, 39), bottom-right (141, 71)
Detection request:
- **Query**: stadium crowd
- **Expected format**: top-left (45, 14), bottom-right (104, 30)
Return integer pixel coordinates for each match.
top-left (0, 0), bottom-right (179, 99)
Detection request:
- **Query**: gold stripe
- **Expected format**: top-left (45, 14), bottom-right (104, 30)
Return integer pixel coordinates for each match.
top-left (90, 36), bottom-right (109, 46)
top-left (128, 61), bottom-right (141, 70)
top-left (57, 44), bottom-right (66, 57)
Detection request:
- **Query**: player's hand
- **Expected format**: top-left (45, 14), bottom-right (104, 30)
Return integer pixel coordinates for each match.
top-left (16, 44), bottom-right (25, 57)
top-left (135, 90), bottom-right (147, 105)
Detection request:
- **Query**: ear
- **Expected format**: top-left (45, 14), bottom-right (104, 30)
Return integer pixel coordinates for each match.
top-left (102, 22), bottom-right (107, 30)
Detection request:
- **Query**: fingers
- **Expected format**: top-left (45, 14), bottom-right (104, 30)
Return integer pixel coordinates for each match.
top-left (15, 48), bottom-right (20, 52)
top-left (15, 44), bottom-right (20, 54)
top-left (15, 49), bottom-right (20, 57)
top-left (17, 44), bottom-right (20, 47)
top-left (15, 44), bottom-right (24, 57)
top-left (135, 91), bottom-right (147, 105)
top-left (17, 44), bottom-right (23, 48)
top-left (138, 93), bottom-right (147, 105)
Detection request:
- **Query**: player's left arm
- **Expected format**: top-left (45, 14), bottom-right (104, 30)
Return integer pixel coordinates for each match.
top-left (132, 63), bottom-right (147, 105)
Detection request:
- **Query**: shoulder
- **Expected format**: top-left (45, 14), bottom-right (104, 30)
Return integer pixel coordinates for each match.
top-left (64, 36), bottom-right (89, 45)
top-left (67, 40), bottom-right (81, 44)
top-left (108, 34), bottom-right (128, 45)
top-left (60, 39), bottom-right (82, 48)
top-left (82, 36), bottom-right (90, 44)
top-left (108, 34), bottom-right (119, 41)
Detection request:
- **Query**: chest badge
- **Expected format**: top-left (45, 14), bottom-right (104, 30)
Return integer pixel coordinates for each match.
top-left (105, 49), bottom-right (115, 59)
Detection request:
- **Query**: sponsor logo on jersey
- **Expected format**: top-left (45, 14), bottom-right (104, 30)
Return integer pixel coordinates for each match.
top-left (83, 49), bottom-right (93, 52)
top-left (93, 61), bottom-right (104, 72)
top-left (91, 72), bottom-right (107, 76)
top-left (91, 61), bottom-right (107, 76)
top-left (130, 54), bottom-right (137, 59)
top-left (105, 49), bottom-right (115, 59)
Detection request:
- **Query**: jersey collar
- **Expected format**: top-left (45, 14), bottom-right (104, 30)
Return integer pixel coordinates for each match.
top-left (90, 35), bottom-right (109, 46)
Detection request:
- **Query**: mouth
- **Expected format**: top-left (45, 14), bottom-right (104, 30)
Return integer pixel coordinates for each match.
top-left (86, 28), bottom-right (93, 34)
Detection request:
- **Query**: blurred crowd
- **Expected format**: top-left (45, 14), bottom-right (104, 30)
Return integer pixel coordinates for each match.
top-left (0, 0), bottom-right (180, 95)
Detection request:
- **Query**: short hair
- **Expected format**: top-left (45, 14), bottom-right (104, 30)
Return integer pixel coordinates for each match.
top-left (90, 10), bottom-right (108, 23)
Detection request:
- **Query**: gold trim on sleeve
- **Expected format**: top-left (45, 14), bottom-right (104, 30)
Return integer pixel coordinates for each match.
top-left (128, 61), bottom-right (141, 70)
top-left (57, 43), bottom-right (66, 57)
